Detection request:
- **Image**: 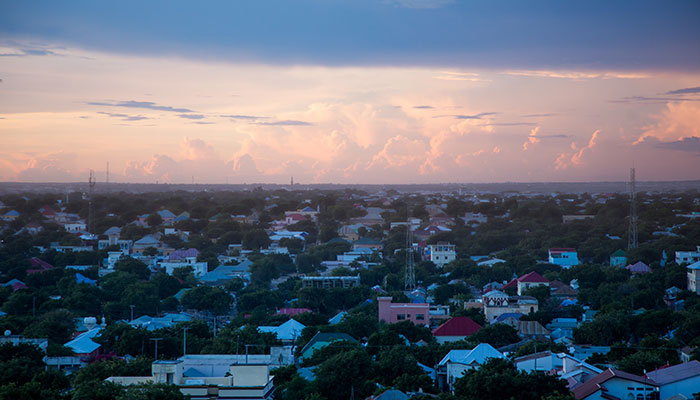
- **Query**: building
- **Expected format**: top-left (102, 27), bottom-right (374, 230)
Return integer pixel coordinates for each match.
top-left (548, 248), bottom-right (580, 268)
top-left (431, 317), bottom-right (481, 344)
top-left (299, 332), bottom-right (357, 360)
top-left (645, 360), bottom-right (700, 400)
top-left (300, 275), bottom-right (360, 289)
top-left (108, 358), bottom-right (277, 400)
top-left (572, 369), bottom-right (659, 400)
top-left (436, 344), bottom-right (505, 392)
top-left (160, 248), bottom-right (208, 277)
top-left (352, 237), bottom-right (383, 252)
top-left (610, 249), bottom-right (627, 267)
top-left (676, 246), bottom-right (700, 265)
top-left (426, 242), bottom-right (456, 268)
top-left (481, 290), bottom-right (539, 323)
top-left (502, 271), bottom-right (550, 296)
top-left (688, 260), bottom-right (700, 294)
top-left (514, 351), bottom-right (602, 389)
top-left (378, 297), bottom-right (429, 325)
top-left (258, 319), bottom-right (306, 343)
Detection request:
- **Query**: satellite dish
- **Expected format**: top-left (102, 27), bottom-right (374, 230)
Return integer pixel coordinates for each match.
top-left (4, 330), bottom-right (11, 336)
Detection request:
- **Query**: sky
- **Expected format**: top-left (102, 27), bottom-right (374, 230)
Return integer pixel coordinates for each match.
top-left (1, 0), bottom-right (700, 184)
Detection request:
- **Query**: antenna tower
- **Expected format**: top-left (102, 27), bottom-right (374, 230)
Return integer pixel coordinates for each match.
top-left (627, 167), bottom-right (638, 249)
top-left (404, 208), bottom-right (416, 291)
top-left (88, 170), bottom-right (96, 235)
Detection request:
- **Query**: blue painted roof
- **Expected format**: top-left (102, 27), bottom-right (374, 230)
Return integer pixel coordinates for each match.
top-left (65, 327), bottom-right (102, 354)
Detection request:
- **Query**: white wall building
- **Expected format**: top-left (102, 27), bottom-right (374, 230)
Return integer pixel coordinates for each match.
top-left (427, 242), bottom-right (456, 268)
top-left (676, 246), bottom-right (700, 265)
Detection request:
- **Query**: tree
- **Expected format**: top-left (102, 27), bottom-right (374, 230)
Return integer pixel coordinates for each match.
top-left (145, 213), bottom-right (163, 227)
top-left (180, 286), bottom-right (233, 314)
top-left (313, 349), bottom-right (376, 400)
top-left (470, 323), bottom-right (520, 348)
top-left (243, 229), bottom-right (271, 250)
top-left (453, 358), bottom-right (572, 400)
top-left (115, 257), bottom-right (151, 280)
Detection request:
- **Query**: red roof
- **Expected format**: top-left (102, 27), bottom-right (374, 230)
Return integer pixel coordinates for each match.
top-left (572, 369), bottom-right (657, 399)
top-left (27, 257), bottom-right (55, 275)
top-left (549, 248), bottom-right (576, 253)
top-left (518, 271), bottom-right (549, 283)
top-left (432, 317), bottom-right (481, 337)
top-left (287, 214), bottom-right (307, 221)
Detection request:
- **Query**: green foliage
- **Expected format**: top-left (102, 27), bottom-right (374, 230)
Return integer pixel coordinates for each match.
top-left (180, 286), bottom-right (233, 314)
top-left (203, 324), bottom-right (281, 354)
top-left (469, 323), bottom-right (520, 348)
top-left (313, 349), bottom-right (375, 400)
top-left (115, 257), bottom-right (151, 280)
top-left (453, 358), bottom-right (572, 400)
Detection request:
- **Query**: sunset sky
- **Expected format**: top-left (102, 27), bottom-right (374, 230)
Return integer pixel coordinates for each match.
top-left (2, 1), bottom-right (700, 184)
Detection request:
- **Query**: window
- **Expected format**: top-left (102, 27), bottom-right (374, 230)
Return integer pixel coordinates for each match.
top-left (166, 373), bottom-right (174, 384)
top-left (397, 314), bottom-right (406, 320)
top-left (416, 314), bottom-right (425, 320)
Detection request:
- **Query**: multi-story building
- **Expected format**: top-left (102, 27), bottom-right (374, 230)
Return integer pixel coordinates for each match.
top-left (676, 246), bottom-right (700, 265)
top-left (426, 242), bottom-right (456, 268)
top-left (378, 297), bottom-right (429, 325)
top-left (301, 275), bottom-right (360, 289)
top-left (548, 248), bottom-right (580, 268)
top-left (687, 260), bottom-right (700, 294)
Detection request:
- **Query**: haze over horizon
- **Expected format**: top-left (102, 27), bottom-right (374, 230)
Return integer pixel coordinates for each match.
top-left (2, 1), bottom-right (700, 184)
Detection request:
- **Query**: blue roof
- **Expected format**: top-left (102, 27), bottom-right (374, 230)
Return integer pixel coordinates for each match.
top-left (65, 327), bottom-right (102, 354)
top-left (75, 273), bottom-right (97, 285)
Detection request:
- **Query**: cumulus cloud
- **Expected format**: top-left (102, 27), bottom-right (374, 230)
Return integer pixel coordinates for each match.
top-left (555, 130), bottom-right (601, 169)
top-left (635, 102), bottom-right (700, 144)
top-left (523, 127), bottom-right (570, 150)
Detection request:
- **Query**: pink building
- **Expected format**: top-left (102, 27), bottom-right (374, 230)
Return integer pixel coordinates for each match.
top-left (378, 297), bottom-right (429, 325)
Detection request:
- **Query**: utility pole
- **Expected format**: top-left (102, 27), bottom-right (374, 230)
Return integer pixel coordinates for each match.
top-left (183, 327), bottom-right (188, 356)
top-left (129, 305), bottom-right (135, 322)
top-left (150, 337), bottom-right (163, 361)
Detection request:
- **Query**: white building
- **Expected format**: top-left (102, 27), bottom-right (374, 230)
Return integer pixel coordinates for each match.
top-left (427, 242), bottom-right (456, 268)
top-left (548, 248), bottom-right (580, 268)
top-left (645, 360), bottom-right (700, 400)
top-left (676, 246), bottom-right (700, 265)
top-left (436, 343), bottom-right (505, 392)
top-left (687, 260), bottom-right (700, 294)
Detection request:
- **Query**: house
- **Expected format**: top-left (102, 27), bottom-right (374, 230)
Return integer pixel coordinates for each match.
top-left (515, 351), bottom-right (602, 388)
top-left (64, 221), bottom-right (87, 233)
top-left (199, 261), bottom-right (253, 285)
top-left (462, 212), bottom-right (487, 225)
top-left (65, 327), bottom-right (102, 358)
top-left (108, 359), bottom-right (276, 399)
top-left (378, 297), bottom-right (429, 325)
top-left (160, 248), bottom-right (208, 277)
top-left (366, 389), bottom-right (409, 400)
top-left (626, 261), bottom-right (652, 275)
top-left (27, 257), bottom-right (56, 275)
top-left (572, 369), bottom-right (659, 400)
top-left (514, 320), bottom-right (550, 340)
top-left (550, 280), bottom-right (578, 299)
top-left (502, 271), bottom-right (550, 296)
top-left (276, 308), bottom-right (312, 317)
top-left (686, 260), bottom-right (700, 294)
top-left (414, 224), bottom-right (452, 241)
top-left (353, 237), bottom-right (383, 252)
top-left (548, 248), bottom-right (580, 268)
top-left (299, 332), bottom-right (358, 360)
top-left (675, 246), bottom-right (700, 265)
top-left (156, 209), bottom-right (176, 225)
top-left (477, 258), bottom-right (506, 267)
top-left (133, 234), bottom-right (162, 252)
top-left (482, 290), bottom-right (538, 323)
top-left (432, 317), bottom-right (482, 344)
top-left (436, 343), bottom-right (505, 392)
top-left (301, 275), bottom-right (360, 289)
top-left (129, 313), bottom-right (193, 331)
top-left (645, 360), bottom-right (700, 400)
top-left (1, 209), bottom-right (20, 221)
top-left (610, 249), bottom-right (628, 267)
top-left (338, 223), bottom-right (370, 241)
top-left (258, 319), bottom-right (306, 343)
top-left (1, 278), bottom-right (28, 291)
top-left (426, 242), bottom-right (456, 268)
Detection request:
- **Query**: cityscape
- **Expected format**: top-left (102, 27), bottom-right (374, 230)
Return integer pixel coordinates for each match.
top-left (2, 1), bottom-right (700, 400)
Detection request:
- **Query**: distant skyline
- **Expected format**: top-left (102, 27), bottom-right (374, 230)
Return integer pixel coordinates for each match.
top-left (2, 1), bottom-right (700, 184)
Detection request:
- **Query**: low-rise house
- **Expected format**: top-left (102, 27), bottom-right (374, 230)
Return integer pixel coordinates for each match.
top-left (431, 317), bottom-right (481, 344)
top-left (1, 209), bottom-right (20, 221)
top-left (572, 369), bottom-right (659, 400)
top-left (301, 275), bottom-right (360, 289)
top-left (27, 257), bottom-right (56, 275)
top-left (436, 343), bottom-right (505, 392)
top-left (687, 260), bottom-right (700, 294)
top-left (133, 234), bottom-right (162, 252)
top-left (477, 258), bottom-right (506, 267)
top-left (676, 246), bottom-right (700, 265)
top-left (482, 290), bottom-right (538, 323)
top-left (353, 237), bottom-right (383, 252)
top-left (426, 242), bottom-right (456, 268)
top-left (199, 261), bottom-right (253, 285)
top-left (548, 248), bottom-right (580, 268)
top-left (626, 261), bottom-right (652, 275)
top-left (108, 359), bottom-right (277, 399)
top-left (502, 271), bottom-right (550, 296)
top-left (570, 345), bottom-right (611, 362)
top-left (299, 332), bottom-right (358, 360)
top-left (645, 360), bottom-right (700, 400)
top-left (550, 280), bottom-right (578, 299)
top-left (129, 313), bottom-right (193, 331)
top-left (515, 351), bottom-right (602, 388)
top-left (64, 221), bottom-right (87, 233)
top-left (258, 319), bottom-right (305, 343)
top-left (160, 248), bottom-right (208, 277)
top-left (378, 297), bottom-right (429, 325)
top-left (610, 249), bottom-right (628, 267)
top-left (156, 209), bottom-right (176, 225)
